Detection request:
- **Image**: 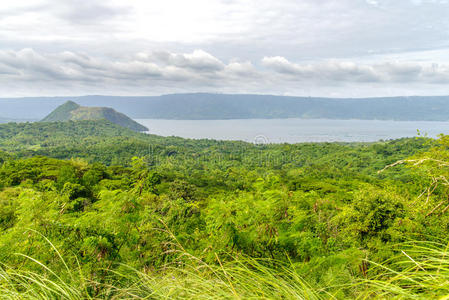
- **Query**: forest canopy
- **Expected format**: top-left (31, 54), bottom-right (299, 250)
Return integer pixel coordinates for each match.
top-left (0, 120), bottom-right (447, 298)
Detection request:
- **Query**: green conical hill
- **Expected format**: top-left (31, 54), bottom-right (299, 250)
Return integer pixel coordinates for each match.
top-left (41, 101), bottom-right (148, 132)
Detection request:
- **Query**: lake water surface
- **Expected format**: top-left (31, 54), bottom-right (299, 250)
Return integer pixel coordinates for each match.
top-left (136, 118), bottom-right (449, 143)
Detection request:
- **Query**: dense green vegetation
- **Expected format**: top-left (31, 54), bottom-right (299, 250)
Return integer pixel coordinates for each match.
top-left (0, 120), bottom-right (449, 298)
top-left (3, 93), bottom-right (449, 120)
top-left (42, 101), bottom-right (148, 132)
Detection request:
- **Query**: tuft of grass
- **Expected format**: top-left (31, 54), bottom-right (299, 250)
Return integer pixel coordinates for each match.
top-left (0, 228), bottom-right (328, 299)
top-left (4, 237), bottom-right (449, 299)
top-left (357, 241), bottom-right (449, 299)
top-left (0, 262), bottom-right (83, 300)
top-left (0, 230), bottom-right (90, 300)
top-left (0, 251), bottom-right (326, 300)
top-left (112, 251), bottom-right (327, 300)
top-left (0, 233), bottom-right (326, 300)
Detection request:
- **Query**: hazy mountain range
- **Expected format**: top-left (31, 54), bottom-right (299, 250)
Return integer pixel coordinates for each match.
top-left (1, 93), bottom-right (449, 121)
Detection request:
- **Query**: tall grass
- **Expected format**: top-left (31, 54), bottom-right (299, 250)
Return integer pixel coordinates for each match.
top-left (357, 241), bottom-right (449, 299)
top-left (0, 251), bottom-right (325, 299)
top-left (0, 261), bottom-right (84, 300)
top-left (0, 232), bottom-right (91, 300)
top-left (113, 252), bottom-right (326, 299)
top-left (2, 240), bottom-right (449, 299)
top-left (0, 229), bottom-right (327, 299)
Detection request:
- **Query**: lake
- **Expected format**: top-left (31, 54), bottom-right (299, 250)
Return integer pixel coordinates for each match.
top-left (136, 118), bottom-right (449, 143)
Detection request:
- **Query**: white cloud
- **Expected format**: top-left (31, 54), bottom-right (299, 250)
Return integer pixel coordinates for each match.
top-left (0, 49), bottom-right (256, 95)
top-left (224, 61), bottom-right (257, 76)
top-left (143, 50), bottom-right (225, 71)
top-left (0, 1), bottom-right (449, 96)
top-left (262, 56), bottom-right (449, 84)
top-left (0, 48), bottom-right (449, 97)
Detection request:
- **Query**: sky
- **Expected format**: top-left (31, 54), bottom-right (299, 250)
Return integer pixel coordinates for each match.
top-left (1, 0), bottom-right (449, 97)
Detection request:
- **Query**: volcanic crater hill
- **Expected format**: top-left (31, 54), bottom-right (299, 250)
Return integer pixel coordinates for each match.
top-left (41, 101), bottom-right (148, 132)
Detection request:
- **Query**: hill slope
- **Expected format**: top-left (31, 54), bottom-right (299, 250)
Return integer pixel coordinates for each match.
top-left (41, 101), bottom-right (148, 132)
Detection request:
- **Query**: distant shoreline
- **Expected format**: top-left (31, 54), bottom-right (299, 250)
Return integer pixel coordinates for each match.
top-left (135, 118), bottom-right (448, 143)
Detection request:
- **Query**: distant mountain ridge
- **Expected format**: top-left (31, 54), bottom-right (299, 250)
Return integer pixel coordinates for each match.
top-left (0, 117), bottom-right (12, 123)
top-left (2, 93), bottom-right (449, 121)
top-left (42, 101), bottom-right (148, 132)
top-left (0, 116), bottom-right (30, 123)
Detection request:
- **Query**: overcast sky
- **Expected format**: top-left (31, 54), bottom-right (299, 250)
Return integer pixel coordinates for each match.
top-left (1, 0), bottom-right (449, 97)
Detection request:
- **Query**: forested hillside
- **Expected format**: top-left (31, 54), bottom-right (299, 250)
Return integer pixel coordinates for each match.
top-left (1, 120), bottom-right (449, 298)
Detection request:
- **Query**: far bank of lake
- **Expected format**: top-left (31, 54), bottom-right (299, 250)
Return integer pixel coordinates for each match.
top-left (136, 118), bottom-right (449, 143)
